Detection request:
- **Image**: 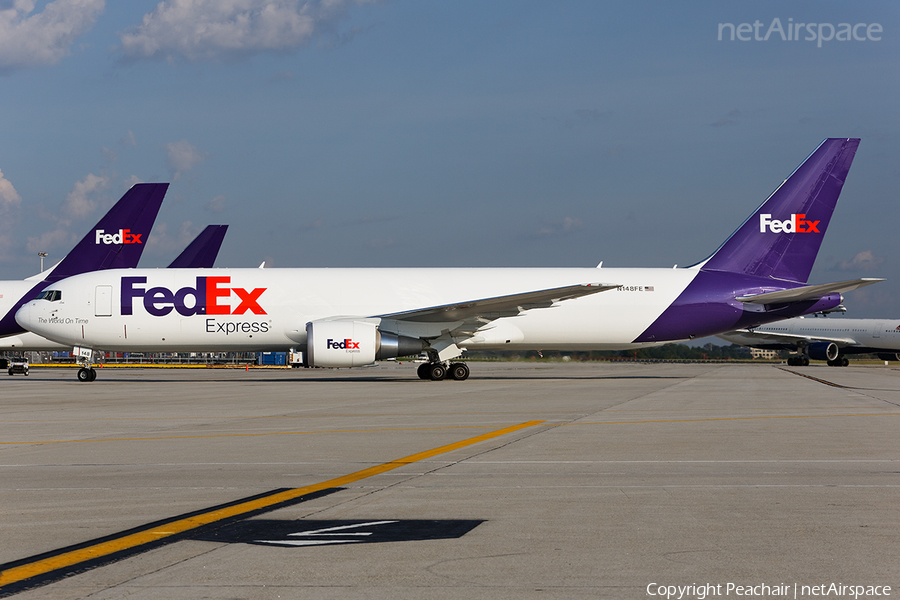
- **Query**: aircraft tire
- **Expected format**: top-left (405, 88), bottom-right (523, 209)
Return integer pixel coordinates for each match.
top-left (77, 368), bottom-right (92, 382)
top-left (802, 357), bottom-right (809, 366)
top-left (417, 363), bottom-right (430, 380)
top-left (841, 357), bottom-right (849, 367)
top-left (449, 363), bottom-right (470, 381)
top-left (429, 364), bottom-right (446, 381)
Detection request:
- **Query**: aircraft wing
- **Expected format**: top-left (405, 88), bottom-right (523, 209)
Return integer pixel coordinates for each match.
top-left (378, 282), bottom-right (619, 324)
top-left (735, 278), bottom-right (884, 305)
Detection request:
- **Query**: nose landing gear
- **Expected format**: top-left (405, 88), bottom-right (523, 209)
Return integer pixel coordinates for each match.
top-left (73, 346), bottom-right (98, 382)
top-left (77, 367), bottom-right (97, 382)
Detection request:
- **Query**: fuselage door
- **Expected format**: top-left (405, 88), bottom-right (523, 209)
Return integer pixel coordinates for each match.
top-left (95, 285), bottom-right (113, 317)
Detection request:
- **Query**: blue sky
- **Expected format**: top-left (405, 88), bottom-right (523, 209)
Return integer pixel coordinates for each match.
top-left (1, 0), bottom-right (898, 318)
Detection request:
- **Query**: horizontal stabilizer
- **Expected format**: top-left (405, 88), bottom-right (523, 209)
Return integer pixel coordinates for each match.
top-left (736, 278), bottom-right (883, 305)
top-left (379, 282), bottom-right (619, 323)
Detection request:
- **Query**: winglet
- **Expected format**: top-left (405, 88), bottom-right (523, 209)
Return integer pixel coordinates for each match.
top-left (167, 225), bottom-right (228, 268)
top-left (45, 183), bottom-right (169, 282)
top-left (700, 139), bottom-right (859, 283)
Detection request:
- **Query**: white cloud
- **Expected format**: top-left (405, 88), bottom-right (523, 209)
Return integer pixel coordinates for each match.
top-left (0, 0), bottom-right (105, 70)
top-left (0, 167), bottom-right (22, 207)
top-left (144, 220), bottom-right (200, 257)
top-left (533, 216), bottom-right (583, 238)
top-left (121, 130), bottom-right (137, 147)
top-left (26, 227), bottom-right (72, 254)
top-left (165, 140), bottom-right (207, 180)
top-left (63, 173), bottom-right (109, 219)
top-left (123, 174), bottom-right (144, 188)
top-left (0, 167), bottom-right (21, 257)
top-left (205, 194), bottom-right (226, 212)
top-left (838, 250), bottom-right (884, 272)
top-left (119, 0), bottom-right (375, 62)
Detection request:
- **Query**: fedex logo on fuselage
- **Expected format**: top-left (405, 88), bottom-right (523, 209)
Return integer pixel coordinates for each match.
top-left (96, 229), bottom-right (142, 245)
top-left (759, 214), bottom-right (820, 234)
top-left (327, 338), bottom-right (360, 350)
top-left (121, 276), bottom-right (266, 317)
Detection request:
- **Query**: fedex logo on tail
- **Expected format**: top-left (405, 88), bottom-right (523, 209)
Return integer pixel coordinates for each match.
top-left (759, 214), bottom-right (820, 234)
top-left (96, 229), bottom-right (142, 245)
top-left (121, 276), bottom-right (266, 317)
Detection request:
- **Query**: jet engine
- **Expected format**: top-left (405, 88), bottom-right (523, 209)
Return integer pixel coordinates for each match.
top-left (876, 353), bottom-right (900, 362)
top-left (806, 341), bottom-right (839, 362)
top-left (306, 320), bottom-right (424, 368)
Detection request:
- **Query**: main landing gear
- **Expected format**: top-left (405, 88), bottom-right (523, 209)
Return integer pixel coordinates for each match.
top-left (417, 362), bottom-right (470, 381)
top-left (787, 356), bottom-right (809, 366)
top-left (787, 355), bottom-right (850, 367)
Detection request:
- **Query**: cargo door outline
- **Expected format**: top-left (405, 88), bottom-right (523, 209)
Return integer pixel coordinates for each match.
top-left (95, 285), bottom-right (113, 317)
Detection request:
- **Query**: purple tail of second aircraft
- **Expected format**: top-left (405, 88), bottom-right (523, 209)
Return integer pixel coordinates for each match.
top-left (46, 183), bottom-right (169, 282)
top-left (0, 183), bottom-right (168, 338)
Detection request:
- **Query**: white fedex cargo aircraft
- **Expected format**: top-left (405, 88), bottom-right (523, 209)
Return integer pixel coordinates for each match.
top-left (719, 316), bottom-right (900, 366)
top-left (16, 139), bottom-right (882, 382)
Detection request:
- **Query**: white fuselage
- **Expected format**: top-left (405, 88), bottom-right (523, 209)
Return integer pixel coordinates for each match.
top-left (16, 267), bottom-right (701, 353)
top-left (720, 317), bottom-right (900, 351)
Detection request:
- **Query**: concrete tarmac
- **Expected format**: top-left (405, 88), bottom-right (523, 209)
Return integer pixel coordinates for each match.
top-left (1, 361), bottom-right (898, 599)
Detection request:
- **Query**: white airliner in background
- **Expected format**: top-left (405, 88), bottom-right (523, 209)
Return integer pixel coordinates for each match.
top-left (719, 316), bottom-right (900, 366)
top-left (16, 139), bottom-right (882, 382)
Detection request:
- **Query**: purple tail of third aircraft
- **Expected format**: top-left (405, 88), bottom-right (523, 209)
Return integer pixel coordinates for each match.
top-left (167, 225), bottom-right (229, 268)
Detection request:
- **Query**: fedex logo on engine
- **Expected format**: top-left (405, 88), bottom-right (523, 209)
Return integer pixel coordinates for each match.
top-left (759, 214), bottom-right (820, 234)
top-left (327, 338), bottom-right (360, 350)
top-left (96, 229), bottom-right (142, 244)
top-left (121, 276), bottom-right (266, 317)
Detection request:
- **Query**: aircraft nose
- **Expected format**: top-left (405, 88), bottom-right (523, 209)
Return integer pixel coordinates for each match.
top-left (15, 301), bottom-right (36, 330)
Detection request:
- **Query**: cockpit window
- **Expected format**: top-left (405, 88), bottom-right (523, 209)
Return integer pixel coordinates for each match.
top-left (36, 290), bottom-right (62, 302)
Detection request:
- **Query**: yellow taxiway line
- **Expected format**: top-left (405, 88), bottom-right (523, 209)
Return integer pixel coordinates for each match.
top-left (0, 420), bottom-right (543, 589)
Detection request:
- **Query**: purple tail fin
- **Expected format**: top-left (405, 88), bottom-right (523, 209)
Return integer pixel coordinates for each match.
top-left (167, 225), bottom-right (228, 268)
top-left (0, 183), bottom-right (167, 338)
top-left (700, 138), bottom-right (859, 283)
top-left (45, 183), bottom-right (169, 282)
